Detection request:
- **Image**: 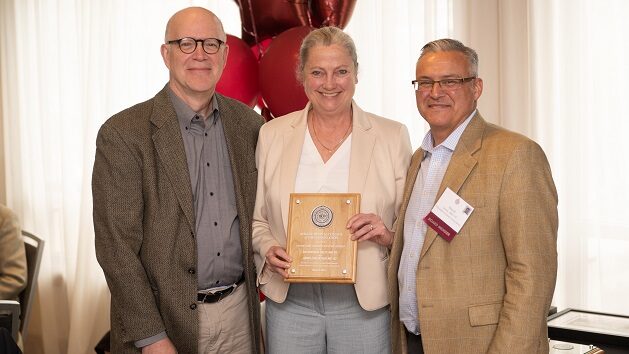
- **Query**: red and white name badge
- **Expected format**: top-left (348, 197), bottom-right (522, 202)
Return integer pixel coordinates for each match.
top-left (423, 187), bottom-right (474, 242)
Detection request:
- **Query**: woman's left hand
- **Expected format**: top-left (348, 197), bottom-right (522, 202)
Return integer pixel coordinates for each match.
top-left (346, 213), bottom-right (393, 247)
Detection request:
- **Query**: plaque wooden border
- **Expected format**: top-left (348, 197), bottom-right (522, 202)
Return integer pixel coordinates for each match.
top-left (285, 193), bottom-right (360, 283)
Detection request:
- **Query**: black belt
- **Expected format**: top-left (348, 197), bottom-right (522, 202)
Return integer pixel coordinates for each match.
top-left (197, 278), bottom-right (244, 303)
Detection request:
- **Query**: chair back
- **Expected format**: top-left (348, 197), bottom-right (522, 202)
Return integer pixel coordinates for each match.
top-left (19, 231), bottom-right (44, 341)
top-left (0, 300), bottom-right (20, 341)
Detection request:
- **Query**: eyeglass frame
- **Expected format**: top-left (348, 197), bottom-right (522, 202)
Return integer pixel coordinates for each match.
top-left (411, 77), bottom-right (477, 91)
top-left (166, 37), bottom-right (225, 55)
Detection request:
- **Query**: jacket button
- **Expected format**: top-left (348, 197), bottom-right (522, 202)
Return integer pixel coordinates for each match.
top-left (190, 303), bottom-right (197, 310)
top-left (188, 268), bottom-right (195, 274)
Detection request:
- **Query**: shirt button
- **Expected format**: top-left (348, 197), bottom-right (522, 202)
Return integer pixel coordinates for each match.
top-left (210, 192), bottom-right (214, 196)
top-left (190, 303), bottom-right (197, 310)
top-left (206, 162), bottom-right (210, 166)
top-left (214, 222), bottom-right (218, 226)
top-left (204, 133), bottom-right (207, 136)
top-left (217, 252), bottom-right (221, 256)
top-left (215, 280), bottom-right (220, 284)
top-left (188, 268), bottom-right (195, 274)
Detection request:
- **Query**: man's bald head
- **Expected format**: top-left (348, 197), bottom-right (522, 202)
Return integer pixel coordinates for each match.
top-left (164, 7), bottom-right (226, 43)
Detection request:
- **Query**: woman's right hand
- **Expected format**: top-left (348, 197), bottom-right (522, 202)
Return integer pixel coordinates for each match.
top-left (265, 246), bottom-right (292, 278)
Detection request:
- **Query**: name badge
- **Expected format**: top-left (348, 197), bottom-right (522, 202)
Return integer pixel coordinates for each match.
top-left (423, 187), bottom-right (474, 242)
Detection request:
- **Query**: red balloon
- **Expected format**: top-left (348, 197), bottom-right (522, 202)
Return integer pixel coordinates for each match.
top-left (250, 38), bottom-right (272, 62)
top-left (259, 26), bottom-right (313, 118)
top-left (216, 34), bottom-right (259, 107)
top-left (310, 0), bottom-right (357, 28)
top-left (250, 38), bottom-right (273, 119)
top-left (234, 0), bottom-right (310, 46)
top-left (234, 0), bottom-right (357, 46)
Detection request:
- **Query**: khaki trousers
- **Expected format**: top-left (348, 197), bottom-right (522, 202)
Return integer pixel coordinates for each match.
top-left (198, 284), bottom-right (253, 354)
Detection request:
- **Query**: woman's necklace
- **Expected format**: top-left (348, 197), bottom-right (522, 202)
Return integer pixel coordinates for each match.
top-left (311, 111), bottom-right (353, 153)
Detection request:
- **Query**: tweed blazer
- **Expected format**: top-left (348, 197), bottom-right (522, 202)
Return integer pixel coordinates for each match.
top-left (93, 86), bottom-right (263, 354)
top-left (389, 113), bottom-right (558, 354)
top-left (252, 102), bottom-right (412, 311)
top-left (0, 204), bottom-right (27, 300)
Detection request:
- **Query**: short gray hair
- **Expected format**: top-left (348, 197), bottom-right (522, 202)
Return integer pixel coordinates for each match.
top-left (419, 38), bottom-right (479, 76)
top-left (297, 26), bottom-right (358, 82)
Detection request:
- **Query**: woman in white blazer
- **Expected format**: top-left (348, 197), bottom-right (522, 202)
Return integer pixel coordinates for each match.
top-left (252, 27), bottom-right (411, 354)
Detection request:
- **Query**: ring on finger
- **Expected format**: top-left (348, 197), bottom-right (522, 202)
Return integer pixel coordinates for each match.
top-left (370, 224), bottom-right (375, 231)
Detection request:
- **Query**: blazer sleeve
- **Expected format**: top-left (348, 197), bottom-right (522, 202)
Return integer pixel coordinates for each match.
top-left (0, 207), bottom-right (27, 300)
top-left (391, 124), bottom-right (413, 231)
top-left (251, 124), bottom-right (282, 284)
top-left (488, 140), bottom-right (558, 353)
top-left (92, 123), bottom-right (166, 342)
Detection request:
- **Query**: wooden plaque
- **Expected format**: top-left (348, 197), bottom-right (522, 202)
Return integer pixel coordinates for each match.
top-left (285, 193), bottom-right (360, 283)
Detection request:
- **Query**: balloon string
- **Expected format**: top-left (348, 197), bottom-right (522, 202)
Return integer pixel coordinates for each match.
top-left (243, 0), bottom-right (261, 57)
top-left (288, 0), bottom-right (313, 27)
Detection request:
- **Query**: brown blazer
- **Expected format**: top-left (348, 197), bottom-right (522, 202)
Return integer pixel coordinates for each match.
top-left (93, 86), bottom-right (263, 354)
top-left (0, 204), bottom-right (27, 300)
top-left (389, 113), bottom-right (558, 354)
top-left (252, 102), bottom-right (411, 311)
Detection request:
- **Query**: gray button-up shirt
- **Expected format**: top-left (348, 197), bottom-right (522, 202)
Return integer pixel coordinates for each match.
top-left (169, 89), bottom-right (243, 290)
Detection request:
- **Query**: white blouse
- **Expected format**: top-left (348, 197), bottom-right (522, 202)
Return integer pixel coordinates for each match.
top-left (294, 125), bottom-right (352, 193)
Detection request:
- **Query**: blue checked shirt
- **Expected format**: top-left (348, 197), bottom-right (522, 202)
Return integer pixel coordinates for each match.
top-left (398, 111), bottom-right (475, 334)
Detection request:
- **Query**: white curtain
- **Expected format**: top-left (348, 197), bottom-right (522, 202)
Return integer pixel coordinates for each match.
top-left (528, 0), bottom-right (629, 315)
top-left (2, 0), bottom-right (629, 353)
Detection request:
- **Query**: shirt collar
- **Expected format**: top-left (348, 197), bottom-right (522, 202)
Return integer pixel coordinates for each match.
top-left (167, 86), bottom-right (220, 129)
top-left (420, 109), bottom-right (476, 155)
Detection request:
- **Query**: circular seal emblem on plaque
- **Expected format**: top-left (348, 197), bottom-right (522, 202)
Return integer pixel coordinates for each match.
top-left (311, 205), bottom-right (333, 228)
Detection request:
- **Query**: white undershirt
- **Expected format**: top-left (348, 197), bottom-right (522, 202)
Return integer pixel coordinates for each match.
top-left (294, 125), bottom-right (352, 193)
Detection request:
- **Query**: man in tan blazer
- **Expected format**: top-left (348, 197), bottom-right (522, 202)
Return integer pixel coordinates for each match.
top-left (0, 204), bottom-right (27, 301)
top-left (389, 39), bottom-right (558, 354)
top-left (93, 7), bottom-right (262, 354)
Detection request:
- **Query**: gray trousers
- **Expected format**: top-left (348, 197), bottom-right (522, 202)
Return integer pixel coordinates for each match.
top-left (265, 283), bottom-right (391, 354)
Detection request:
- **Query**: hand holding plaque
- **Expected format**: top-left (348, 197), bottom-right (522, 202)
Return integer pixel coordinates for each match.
top-left (285, 193), bottom-right (360, 283)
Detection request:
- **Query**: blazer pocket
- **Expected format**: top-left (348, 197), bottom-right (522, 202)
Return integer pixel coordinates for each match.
top-left (258, 262), bottom-right (275, 285)
top-left (468, 301), bottom-right (502, 326)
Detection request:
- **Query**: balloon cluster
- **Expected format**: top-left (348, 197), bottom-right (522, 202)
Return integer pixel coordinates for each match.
top-left (215, 0), bottom-right (357, 120)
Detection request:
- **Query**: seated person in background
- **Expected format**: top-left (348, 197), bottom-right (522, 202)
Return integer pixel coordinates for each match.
top-left (0, 204), bottom-right (27, 301)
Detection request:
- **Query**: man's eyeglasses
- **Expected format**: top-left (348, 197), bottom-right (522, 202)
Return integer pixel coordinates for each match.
top-left (166, 37), bottom-right (224, 54)
top-left (412, 77), bottom-right (476, 91)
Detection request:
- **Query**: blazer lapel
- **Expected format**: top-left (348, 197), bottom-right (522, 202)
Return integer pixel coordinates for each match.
top-left (391, 148), bottom-right (424, 270)
top-left (216, 94), bottom-right (247, 199)
top-left (151, 87), bottom-right (195, 232)
top-left (420, 113), bottom-right (484, 258)
top-left (348, 102), bottom-right (375, 193)
top-left (280, 106), bottom-right (309, 231)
